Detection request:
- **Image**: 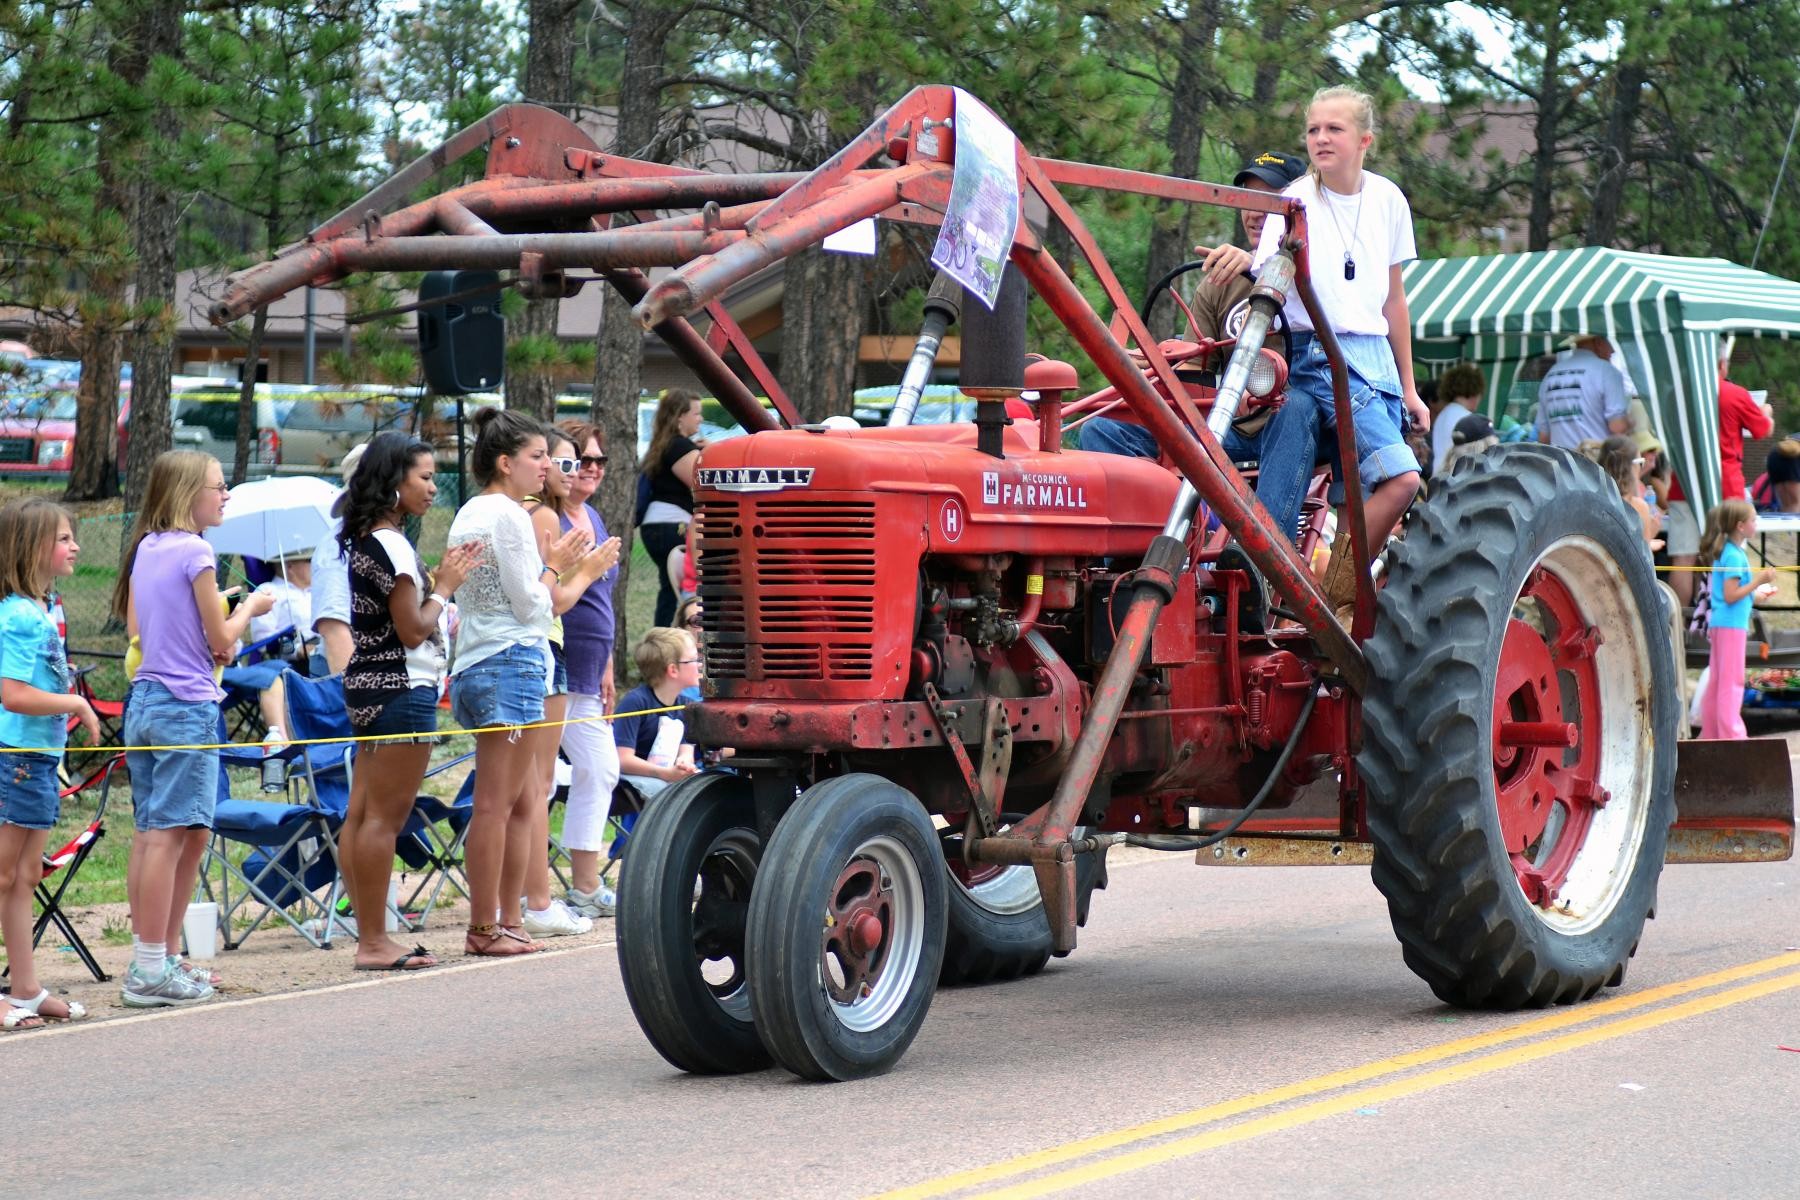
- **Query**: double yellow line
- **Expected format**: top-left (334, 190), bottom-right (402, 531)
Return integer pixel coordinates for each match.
top-left (873, 951), bottom-right (1800, 1200)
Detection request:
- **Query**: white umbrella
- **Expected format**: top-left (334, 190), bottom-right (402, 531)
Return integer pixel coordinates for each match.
top-left (204, 475), bottom-right (341, 563)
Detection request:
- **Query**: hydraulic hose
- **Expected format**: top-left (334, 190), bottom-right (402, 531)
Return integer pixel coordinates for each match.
top-left (1123, 684), bottom-right (1320, 852)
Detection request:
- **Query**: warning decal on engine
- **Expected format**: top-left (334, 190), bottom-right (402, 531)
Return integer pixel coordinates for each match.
top-left (979, 469), bottom-right (1088, 510)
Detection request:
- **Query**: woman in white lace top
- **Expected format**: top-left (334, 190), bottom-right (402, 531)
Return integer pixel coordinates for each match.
top-left (446, 407), bottom-right (597, 957)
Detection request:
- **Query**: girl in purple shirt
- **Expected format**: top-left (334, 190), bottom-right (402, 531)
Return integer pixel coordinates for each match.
top-left (112, 452), bottom-right (273, 1007)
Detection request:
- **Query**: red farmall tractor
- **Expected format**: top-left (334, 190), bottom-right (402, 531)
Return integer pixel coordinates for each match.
top-left (218, 87), bottom-right (1793, 1082)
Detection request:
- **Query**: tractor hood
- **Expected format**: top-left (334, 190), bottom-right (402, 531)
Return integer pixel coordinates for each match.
top-left (694, 419), bottom-right (1184, 558)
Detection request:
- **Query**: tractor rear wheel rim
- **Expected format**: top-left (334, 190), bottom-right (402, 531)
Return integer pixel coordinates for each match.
top-left (822, 835), bottom-right (925, 1032)
top-left (1494, 539), bottom-right (1654, 933)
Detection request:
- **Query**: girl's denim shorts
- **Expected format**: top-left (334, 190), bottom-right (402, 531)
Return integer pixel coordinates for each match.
top-left (124, 679), bottom-right (221, 832)
top-left (0, 749), bottom-right (60, 830)
top-left (451, 643), bottom-right (547, 732)
top-left (357, 685), bottom-right (441, 745)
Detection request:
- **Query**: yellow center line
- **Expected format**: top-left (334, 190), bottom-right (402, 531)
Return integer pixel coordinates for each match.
top-left (971, 967), bottom-right (1800, 1200)
top-left (869, 950), bottom-right (1800, 1200)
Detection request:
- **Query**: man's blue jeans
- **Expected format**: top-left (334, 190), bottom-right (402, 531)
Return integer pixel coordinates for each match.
top-left (1077, 398), bottom-right (1319, 542)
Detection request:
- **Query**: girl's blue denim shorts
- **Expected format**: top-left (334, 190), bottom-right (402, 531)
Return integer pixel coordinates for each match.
top-left (123, 679), bottom-right (221, 832)
top-left (357, 685), bottom-right (441, 745)
top-left (0, 749), bottom-right (60, 831)
top-left (451, 643), bottom-right (547, 732)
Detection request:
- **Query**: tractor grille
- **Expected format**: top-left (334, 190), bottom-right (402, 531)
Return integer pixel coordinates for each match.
top-left (0, 438), bottom-right (33, 465)
top-left (698, 497), bottom-right (878, 682)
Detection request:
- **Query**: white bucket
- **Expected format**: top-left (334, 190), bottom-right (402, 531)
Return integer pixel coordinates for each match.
top-left (386, 878), bottom-right (400, 933)
top-left (183, 901), bottom-right (219, 961)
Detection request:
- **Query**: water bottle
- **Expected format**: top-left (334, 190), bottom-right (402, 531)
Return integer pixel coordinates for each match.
top-left (261, 729), bottom-right (288, 793)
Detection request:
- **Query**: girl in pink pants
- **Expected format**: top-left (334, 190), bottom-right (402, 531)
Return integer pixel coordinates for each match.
top-left (1697, 499), bottom-right (1774, 740)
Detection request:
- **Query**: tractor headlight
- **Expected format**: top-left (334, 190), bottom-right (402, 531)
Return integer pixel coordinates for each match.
top-left (1246, 353), bottom-right (1278, 397)
top-left (1245, 349), bottom-right (1288, 399)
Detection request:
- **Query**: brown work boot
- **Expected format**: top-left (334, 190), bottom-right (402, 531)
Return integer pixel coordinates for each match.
top-left (1319, 526), bottom-right (1361, 626)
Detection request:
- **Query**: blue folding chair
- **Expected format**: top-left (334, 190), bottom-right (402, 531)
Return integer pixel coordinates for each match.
top-left (399, 760), bottom-right (475, 926)
top-left (199, 724), bottom-right (348, 951)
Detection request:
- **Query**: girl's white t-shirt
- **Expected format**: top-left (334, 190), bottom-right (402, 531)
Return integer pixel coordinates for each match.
top-left (370, 528), bottom-right (449, 690)
top-left (1253, 171), bottom-right (1416, 336)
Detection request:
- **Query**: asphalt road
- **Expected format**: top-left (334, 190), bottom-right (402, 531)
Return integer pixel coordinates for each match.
top-left (7, 842), bottom-right (1798, 1199)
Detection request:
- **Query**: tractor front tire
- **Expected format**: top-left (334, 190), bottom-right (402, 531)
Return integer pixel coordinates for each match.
top-left (1361, 444), bottom-right (1678, 1009)
top-left (747, 775), bottom-right (947, 1081)
top-left (616, 772), bottom-right (770, 1075)
top-left (939, 838), bottom-right (1106, 986)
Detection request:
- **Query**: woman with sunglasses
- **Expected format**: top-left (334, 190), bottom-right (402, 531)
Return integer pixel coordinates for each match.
top-left (553, 420), bottom-right (626, 918)
top-left (520, 428), bottom-right (622, 937)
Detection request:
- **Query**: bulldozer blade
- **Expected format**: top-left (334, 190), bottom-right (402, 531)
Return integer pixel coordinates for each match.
top-left (1667, 737), bottom-right (1793, 864)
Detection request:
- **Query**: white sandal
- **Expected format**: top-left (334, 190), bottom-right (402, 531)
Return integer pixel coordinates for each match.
top-left (6, 988), bottom-right (87, 1023)
top-left (2, 1006), bottom-right (43, 1030)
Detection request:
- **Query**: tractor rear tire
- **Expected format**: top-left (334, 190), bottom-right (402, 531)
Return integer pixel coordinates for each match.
top-left (747, 775), bottom-right (947, 1081)
top-left (939, 837), bottom-right (1106, 986)
top-left (616, 772), bottom-right (770, 1075)
top-left (1360, 443), bottom-right (1678, 1009)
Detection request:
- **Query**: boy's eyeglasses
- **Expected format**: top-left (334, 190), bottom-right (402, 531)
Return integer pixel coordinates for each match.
top-left (579, 454), bottom-right (607, 469)
top-left (677, 657), bottom-right (704, 665)
top-left (550, 456), bottom-right (579, 474)
top-left (204, 482), bottom-right (230, 494)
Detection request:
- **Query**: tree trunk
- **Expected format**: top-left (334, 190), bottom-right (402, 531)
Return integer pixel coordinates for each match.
top-left (1145, 0), bottom-right (1222, 341)
top-left (233, 308), bottom-right (268, 486)
top-left (1584, 59), bottom-right (1646, 247)
top-left (596, 0), bottom-right (684, 690)
top-left (505, 298), bottom-right (561, 421)
top-left (779, 245), bottom-right (870, 423)
top-left (123, 0), bottom-right (185, 518)
top-left (509, 0), bottom-right (582, 421)
top-left (1527, 16), bottom-right (1566, 252)
top-left (66, 330), bottom-right (123, 502)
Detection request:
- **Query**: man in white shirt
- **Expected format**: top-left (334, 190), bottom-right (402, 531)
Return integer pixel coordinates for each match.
top-left (1534, 334), bottom-right (1630, 448)
top-left (308, 442), bottom-right (367, 675)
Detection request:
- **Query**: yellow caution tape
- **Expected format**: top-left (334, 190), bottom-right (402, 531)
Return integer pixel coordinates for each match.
top-left (13, 703), bottom-right (688, 757)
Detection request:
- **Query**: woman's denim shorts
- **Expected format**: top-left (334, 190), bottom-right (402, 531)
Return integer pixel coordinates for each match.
top-left (0, 749), bottom-right (60, 830)
top-left (358, 685), bottom-right (441, 745)
top-left (451, 643), bottom-right (547, 732)
top-left (549, 642), bottom-right (568, 697)
top-left (124, 679), bottom-right (221, 832)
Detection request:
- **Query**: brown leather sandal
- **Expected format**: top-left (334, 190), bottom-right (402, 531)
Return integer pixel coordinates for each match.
top-left (464, 923), bottom-right (539, 957)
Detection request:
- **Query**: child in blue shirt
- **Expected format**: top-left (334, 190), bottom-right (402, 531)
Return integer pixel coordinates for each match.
top-left (0, 499), bottom-right (99, 1027)
top-left (1697, 498), bottom-right (1775, 740)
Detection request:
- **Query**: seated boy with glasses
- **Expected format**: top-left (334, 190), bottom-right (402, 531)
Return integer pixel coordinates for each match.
top-left (612, 626), bottom-right (704, 799)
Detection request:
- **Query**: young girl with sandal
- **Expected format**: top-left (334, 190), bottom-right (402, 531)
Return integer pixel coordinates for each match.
top-left (338, 432), bottom-right (483, 972)
top-left (446, 409), bottom-right (597, 957)
top-left (115, 451), bottom-right (275, 1006)
top-left (519, 428), bottom-right (621, 939)
top-left (0, 500), bottom-right (100, 1029)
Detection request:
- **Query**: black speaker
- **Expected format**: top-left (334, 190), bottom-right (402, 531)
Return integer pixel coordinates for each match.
top-left (419, 270), bottom-right (505, 394)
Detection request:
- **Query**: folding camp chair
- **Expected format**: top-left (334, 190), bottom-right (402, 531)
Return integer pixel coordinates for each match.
top-left (218, 623), bottom-right (300, 743)
top-left (0, 753), bottom-right (125, 986)
top-left (398, 754), bottom-right (476, 927)
top-left (197, 678), bottom-right (349, 950)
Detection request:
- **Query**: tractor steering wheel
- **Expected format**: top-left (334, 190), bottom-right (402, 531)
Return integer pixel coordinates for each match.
top-left (1140, 258), bottom-right (1289, 349)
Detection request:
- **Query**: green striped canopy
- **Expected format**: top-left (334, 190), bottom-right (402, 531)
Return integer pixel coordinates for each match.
top-left (1401, 247), bottom-right (1800, 514)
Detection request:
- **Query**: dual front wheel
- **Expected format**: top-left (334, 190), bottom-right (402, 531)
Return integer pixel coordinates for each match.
top-left (618, 772), bottom-right (1094, 1081)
